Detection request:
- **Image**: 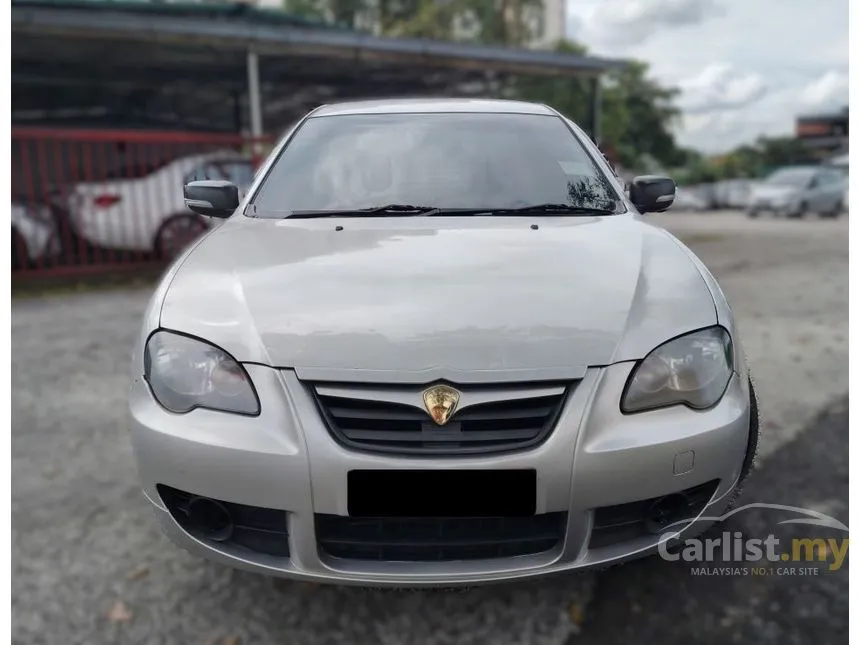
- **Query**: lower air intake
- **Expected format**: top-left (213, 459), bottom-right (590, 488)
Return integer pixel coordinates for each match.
top-left (315, 513), bottom-right (567, 562)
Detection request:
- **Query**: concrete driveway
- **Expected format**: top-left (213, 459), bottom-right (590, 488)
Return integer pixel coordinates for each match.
top-left (12, 211), bottom-right (848, 644)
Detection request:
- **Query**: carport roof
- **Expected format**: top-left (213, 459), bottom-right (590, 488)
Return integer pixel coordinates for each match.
top-left (12, 0), bottom-right (626, 76)
top-left (12, 0), bottom-right (627, 131)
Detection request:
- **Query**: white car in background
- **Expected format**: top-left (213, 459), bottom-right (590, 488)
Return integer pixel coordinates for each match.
top-left (11, 201), bottom-right (60, 270)
top-left (746, 165), bottom-right (846, 219)
top-left (66, 151), bottom-right (255, 259)
top-left (671, 186), bottom-right (708, 212)
top-left (723, 179), bottom-right (759, 209)
top-left (824, 154), bottom-right (849, 214)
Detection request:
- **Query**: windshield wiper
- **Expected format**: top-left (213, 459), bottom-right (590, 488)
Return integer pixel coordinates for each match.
top-left (478, 203), bottom-right (618, 216)
top-left (281, 203), bottom-right (617, 219)
top-left (366, 204), bottom-right (441, 214)
top-left (286, 204), bottom-right (441, 218)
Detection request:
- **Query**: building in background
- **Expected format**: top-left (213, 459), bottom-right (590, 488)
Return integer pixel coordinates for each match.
top-left (533, 0), bottom-right (567, 47)
top-left (796, 106), bottom-right (848, 159)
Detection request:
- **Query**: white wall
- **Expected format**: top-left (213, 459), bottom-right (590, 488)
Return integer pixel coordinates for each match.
top-left (538, 0), bottom-right (567, 46)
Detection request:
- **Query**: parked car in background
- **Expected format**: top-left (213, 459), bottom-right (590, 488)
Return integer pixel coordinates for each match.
top-left (711, 180), bottom-right (731, 209)
top-left (824, 153), bottom-right (848, 175)
top-left (63, 151), bottom-right (255, 259)
top-left (695, 183), bottom-right (719, 209)
top-left (824, 153), bottom-right (849, 214)
top-left (746, 165), bottom-right (846, 218)
top-left (672, 186), bottom-right (709, 211)
top-left (723, 179), bottom-right (759, 209)
top-left (11, 200), bottom-right (61, 271)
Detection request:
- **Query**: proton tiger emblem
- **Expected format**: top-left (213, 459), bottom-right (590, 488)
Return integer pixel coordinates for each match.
top-left (422, 384), bottom-right (460, 426)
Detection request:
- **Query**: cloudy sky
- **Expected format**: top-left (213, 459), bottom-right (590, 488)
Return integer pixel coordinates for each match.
top-left (565, 0), bottom-right (849, 152)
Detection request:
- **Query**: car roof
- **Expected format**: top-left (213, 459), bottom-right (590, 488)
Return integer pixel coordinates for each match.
top-left (311, 98), bottom-right (557, 117)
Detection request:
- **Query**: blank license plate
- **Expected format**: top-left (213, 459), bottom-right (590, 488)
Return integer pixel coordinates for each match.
top-left (347, 469), bottom-right (537, 517)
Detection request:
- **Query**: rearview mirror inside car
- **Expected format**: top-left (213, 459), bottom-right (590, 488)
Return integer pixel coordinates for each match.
top-left (629, 175), bottom-right (677, 213)
top-left (184, 180), bottom-right (240, 219)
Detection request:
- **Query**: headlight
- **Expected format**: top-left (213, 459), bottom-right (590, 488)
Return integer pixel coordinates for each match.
top-left (144, 330), bottom-right (260, 415)
top-left (622, 327), bottom-right (733, 413)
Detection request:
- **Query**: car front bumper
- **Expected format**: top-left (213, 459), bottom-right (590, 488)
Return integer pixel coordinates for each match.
top-left (129, 362), bottom-right (751, 586)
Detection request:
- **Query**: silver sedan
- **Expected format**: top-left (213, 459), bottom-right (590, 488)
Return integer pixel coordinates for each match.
top-left (128, 99), bottom-right (759, 587)
top-left (746, 165), bottom-right (846, 218)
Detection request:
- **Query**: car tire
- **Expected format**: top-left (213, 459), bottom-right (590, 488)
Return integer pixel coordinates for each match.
top-left (746, 208), bottom-right (759, 218)
top-left (785, 202), bottom-right (806, 219)
top-left (154, 214), bottom-right (209, 261)
top-left (821, 201), bottom-right (843, 218)
top-left (737, 375), bottom-right (760, 486)
top-left (707, 375), bottom-right (759, 522)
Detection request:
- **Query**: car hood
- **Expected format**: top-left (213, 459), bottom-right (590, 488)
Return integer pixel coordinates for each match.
top-left (160, 216), bottom-right (717, 382)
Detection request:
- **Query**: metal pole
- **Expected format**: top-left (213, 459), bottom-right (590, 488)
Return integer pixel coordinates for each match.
top-left (246, 48), bottom-right (264, 158)
top-left (589, 75), bottom-right (602, 146)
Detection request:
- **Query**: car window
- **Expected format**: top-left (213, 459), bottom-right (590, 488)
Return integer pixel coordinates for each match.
top-left (832, 165), bottom-right (849, 179)
top-left (251, 113), bottom-right (620, 215)
top-left (765, 167), bottom-right (816, 187)
top-left (817, 169), bottom-right (844, 186)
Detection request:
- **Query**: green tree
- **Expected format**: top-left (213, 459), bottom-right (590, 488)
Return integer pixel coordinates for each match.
top-left (383, 0), bottom-right (462, 39)
top-left (462, 0), bottom-right (545, 45)
top-left (510, 42), bottom-right (684, 170)
top-left (283, 0), bottom-right (545, 43)
top-left (511, 41), bottom-right (592, 118)
top-left (281, 0), bottom-right (328, 22)
top-left (672, 134), bottom-right (815, 185)
top-left (282, 0), bottom-right (370, 27)
top-left (377, 0), bottom-right (545, 43)
top-left (602, 60), bottom-right (684, 168)
top-left (752, 136), bottom-right (812, 169)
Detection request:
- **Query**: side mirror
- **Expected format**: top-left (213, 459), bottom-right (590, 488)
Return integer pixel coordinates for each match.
top-left (808, 177), bottom-right (819, 189)
top-left (183, 180), bottom-right (240, 218)
top-left (629, 175), bottom-right (676, 213)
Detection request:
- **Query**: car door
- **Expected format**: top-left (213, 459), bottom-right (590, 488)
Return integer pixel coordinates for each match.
top-left (824, 168), bottom-right (847, 210)
top-left (804, 170), bottom-right (827, 212)
top-left (810, 168), bottom-right (843, 212)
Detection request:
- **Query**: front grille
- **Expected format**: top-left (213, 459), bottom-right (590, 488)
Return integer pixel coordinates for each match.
top-left (588, 479), bottom-right (720, 550)
top-left (158, 485), bottom-right (290, 557)
top-left (316, 513), bottom-right (566, 562)
top-left (311, 382), bottom-right (571, 455)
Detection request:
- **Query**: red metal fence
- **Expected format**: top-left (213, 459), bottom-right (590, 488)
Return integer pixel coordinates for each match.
top-left (11, 128), bottom-right (272, 278)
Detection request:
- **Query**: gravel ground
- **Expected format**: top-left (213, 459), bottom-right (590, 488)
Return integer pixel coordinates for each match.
top-left (11, 211), bottom-right (848, 644)
top-left (583, 395), bottom-right (848, 645)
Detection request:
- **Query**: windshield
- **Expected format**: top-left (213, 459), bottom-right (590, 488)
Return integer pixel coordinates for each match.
top-left (765, 167), bottom-right (816, 187)
top-left (250, 112), bottom-right (621, 216)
